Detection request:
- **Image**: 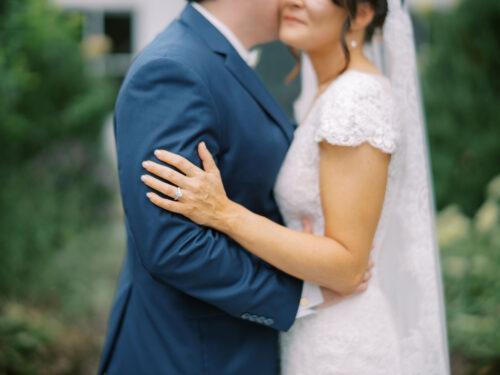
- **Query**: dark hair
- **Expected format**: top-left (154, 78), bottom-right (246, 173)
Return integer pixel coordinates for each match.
top-left (333, 0), bottom-right (388, 73)
top-left (286, 0), bottom-right (388, 83)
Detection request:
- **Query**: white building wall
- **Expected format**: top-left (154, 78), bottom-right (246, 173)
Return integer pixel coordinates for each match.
top-left (54, 0), bottom-right (186, 52)
top-left (54, 0), bottom-right (458, 53)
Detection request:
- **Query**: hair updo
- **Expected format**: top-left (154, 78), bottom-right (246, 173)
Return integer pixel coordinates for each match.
top-left (333, 0), bottom-right (388, 72)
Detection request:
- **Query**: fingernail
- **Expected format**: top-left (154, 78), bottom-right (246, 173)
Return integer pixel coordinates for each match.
top-left (140, 175), bottom-right (148, 182)
top-left (142, 161), bottom-right (151, 168)
top-left (201, 141), bottom-right (206, 148)
top-left (146, 192), bottom-right (154, 199)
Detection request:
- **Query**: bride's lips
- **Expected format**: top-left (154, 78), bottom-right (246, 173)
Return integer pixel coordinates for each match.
top-left (281, 14), bottom-right (306, 25)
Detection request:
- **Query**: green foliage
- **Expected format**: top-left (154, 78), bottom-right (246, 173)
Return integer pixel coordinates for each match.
top-left (0, 219), bottom-right (125, 374)
top-left (0, 1), bottom-right (117, 369)
top-left (0, 0), bottom-right (120, 371)
top-left (0, 150), bottom-right (112, 300)
top-left (438, 175), bottom-right (500, 362)
top-left (422, 0), bottom-right (500, 215)
top-left (0, 305), bottom-right (52, 375)
top-left (0, 0), bottom-right (112, 163)
top-left (0, 0), bottom-right (113, 300)
top-left (0, 297), bottom-right (117, 375)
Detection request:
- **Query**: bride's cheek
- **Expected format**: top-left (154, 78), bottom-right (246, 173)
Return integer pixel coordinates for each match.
top-left (304, 0), bottom-right (330, 12)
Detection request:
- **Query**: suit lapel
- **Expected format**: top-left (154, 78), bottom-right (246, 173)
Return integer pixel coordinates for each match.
top-left (223, 53), bottom-right (294, 143)
top-left (179, 5), bottom-right (295, 144)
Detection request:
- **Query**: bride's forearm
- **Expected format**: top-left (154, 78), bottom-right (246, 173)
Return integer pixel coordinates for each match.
top-left (217, 201), bottom-right (365, 294)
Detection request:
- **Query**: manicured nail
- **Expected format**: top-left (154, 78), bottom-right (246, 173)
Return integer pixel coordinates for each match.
top-left (142, 161), bottom-right (151, 168)
top-left (147, 192), bottom-right (154, 199)
top-left (141, 175), bottom-right (147, 182)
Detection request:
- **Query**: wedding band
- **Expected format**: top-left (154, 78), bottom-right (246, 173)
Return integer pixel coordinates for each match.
top-left (174, 187), bottom-right (183, 201)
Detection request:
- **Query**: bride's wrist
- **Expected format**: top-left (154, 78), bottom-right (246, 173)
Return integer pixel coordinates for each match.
top-left (217, 199), bottom-right (246, 235)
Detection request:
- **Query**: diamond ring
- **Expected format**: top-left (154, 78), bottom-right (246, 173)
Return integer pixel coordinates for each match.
top-left (174, 186), bottom-right (183, 201)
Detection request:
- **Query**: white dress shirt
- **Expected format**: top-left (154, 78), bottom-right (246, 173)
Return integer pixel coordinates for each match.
top-left (192, 3), bottom-right (260, 68)
top-left (192, 3), bottom-right (324, 319)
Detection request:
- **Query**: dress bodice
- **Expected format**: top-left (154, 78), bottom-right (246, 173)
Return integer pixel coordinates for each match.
top-left (274, 69), bottom-right (400, 257)
top-left (275, 70), bottom-right (403, 375)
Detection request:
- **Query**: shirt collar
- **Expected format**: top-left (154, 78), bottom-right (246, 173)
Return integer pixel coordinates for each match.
top-left (191, 3), bottom-right (260, 68)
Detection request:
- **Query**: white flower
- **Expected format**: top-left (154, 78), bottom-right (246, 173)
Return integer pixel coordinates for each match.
top-left (444, 255), bottom-right (467, 278)
top-left (437, 205), bottom-right (471, 247)
top-left (474, 200), bottom-right (499, 235)
top-left (81, 34), bottom-right (112, 59)
top-left (487, 175), bottom-right (500, 201)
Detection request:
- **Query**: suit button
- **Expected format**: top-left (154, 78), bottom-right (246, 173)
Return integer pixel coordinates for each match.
top-left (249, 314), bottom-right (258, 322)
top-left (241, 313), bottom-right (250, 320)
top-left (264, 318), bottom-right (274, 326)
top-left (257, 316), bottom-right (266, 324)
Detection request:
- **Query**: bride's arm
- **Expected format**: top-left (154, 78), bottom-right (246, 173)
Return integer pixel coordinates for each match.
top-left (142, 141), bottom-right (389, 295)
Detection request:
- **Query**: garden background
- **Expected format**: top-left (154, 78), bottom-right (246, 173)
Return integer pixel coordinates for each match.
top-left (0, 0), bottom-right (499, 374)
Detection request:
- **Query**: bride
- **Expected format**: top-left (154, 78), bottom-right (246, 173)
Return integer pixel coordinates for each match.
top-left (140, 0), bottom-right (449, 373)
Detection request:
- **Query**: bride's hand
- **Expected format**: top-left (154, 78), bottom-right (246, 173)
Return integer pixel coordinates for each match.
top-left (141, 142), bottom-right (233, 230)
top-left (300, 216), bottom-right (374, 307)
top-left (318, 259), bottom-right (374, 309)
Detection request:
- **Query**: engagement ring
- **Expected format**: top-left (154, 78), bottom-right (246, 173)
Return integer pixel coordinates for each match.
top-left (174, 187), bottom-right (183, 201)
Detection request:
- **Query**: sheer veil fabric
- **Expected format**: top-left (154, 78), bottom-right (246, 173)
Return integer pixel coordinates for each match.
top-left (294, 0), bottom-right (450, 373)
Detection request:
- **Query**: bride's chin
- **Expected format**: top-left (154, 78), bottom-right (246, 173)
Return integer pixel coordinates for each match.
top-left (278, 31), bottom-right (306, 51)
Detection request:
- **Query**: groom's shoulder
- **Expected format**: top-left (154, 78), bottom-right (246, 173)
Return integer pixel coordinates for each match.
top-left (123, 20), bottom-right (216, 89)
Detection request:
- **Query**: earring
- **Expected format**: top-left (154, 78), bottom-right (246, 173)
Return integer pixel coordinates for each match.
top-left (350, 39), bottom-right (358, 49)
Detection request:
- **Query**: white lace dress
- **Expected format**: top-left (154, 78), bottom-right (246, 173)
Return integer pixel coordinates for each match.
top-left (274, 70), bottom-right (403, 374)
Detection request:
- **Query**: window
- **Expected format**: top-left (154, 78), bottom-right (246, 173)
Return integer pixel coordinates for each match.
top-left (104, 13), bottom-right (132, 54)
top-left (62, 8), bottom-right (135, 79)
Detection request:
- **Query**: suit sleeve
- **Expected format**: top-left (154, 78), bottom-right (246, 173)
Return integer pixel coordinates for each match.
top-left (115, 57), bottom-right (303, 331)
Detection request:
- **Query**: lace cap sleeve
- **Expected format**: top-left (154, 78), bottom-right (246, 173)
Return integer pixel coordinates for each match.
top-left (313, 72), bottom-right (400, 154)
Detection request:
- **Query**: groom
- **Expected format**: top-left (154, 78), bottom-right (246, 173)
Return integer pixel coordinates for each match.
top-left (98, 1), bottom-right (366, 374)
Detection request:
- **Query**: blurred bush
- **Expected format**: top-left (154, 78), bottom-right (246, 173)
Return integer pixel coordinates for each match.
top-left (0, 0), bottom-right (112, 162)
top-left (0, 0), bottom-right (116, 372)
top-left (438, 175), bottom-right (500, 373)
top-left (421, 1), bottom-right (500, 371)
top-left (0, 221), bottom-right (125, 375)
top-left (422, 0), bottom-right (500, 216)
top-left (0, 0), bottom-right (113, 299)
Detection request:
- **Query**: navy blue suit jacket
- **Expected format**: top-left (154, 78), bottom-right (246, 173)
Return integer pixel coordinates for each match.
top-left (98, 5), bottom-right (303, 375)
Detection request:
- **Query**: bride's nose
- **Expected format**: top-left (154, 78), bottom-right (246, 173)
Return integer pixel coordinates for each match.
top-left (284, 0), bottom-right (304, 8)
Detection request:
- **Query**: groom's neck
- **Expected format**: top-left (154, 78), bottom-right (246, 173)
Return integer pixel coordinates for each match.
top-left (196, 0), bottom-right (272, 49)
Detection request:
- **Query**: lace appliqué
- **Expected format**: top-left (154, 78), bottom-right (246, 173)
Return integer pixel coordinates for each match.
top-left (313, 71), bottom-right (400, 155)
top-left (274, 70), bottom-right (404, 375)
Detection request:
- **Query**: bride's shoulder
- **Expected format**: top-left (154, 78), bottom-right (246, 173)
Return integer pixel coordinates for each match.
top-left (315, 70), bottom-right (400, 154)
top-left (324, 69), bottom-right (394, 106)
